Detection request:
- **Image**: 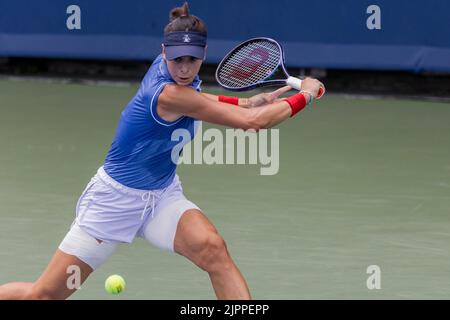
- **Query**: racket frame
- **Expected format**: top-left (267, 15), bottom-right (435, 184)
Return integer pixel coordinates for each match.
top-left (215, 37), bottom-right (298, 92)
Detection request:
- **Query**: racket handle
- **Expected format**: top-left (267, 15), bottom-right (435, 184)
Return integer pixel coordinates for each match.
top-left (286, 76), bottom-right (302, 91)
top-left (287, 76), bottom-right (326, 100)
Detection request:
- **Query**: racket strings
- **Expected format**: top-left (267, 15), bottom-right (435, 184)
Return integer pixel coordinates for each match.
top-left (217, 40), bottom-right (281, 88)
top-left (220, 43), bottom-right (279, 86)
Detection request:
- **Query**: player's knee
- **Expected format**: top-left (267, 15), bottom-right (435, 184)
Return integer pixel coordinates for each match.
top-left (196, 234), bottom-right (231, 273)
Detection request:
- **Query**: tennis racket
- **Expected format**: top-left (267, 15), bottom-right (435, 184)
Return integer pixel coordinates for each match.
top-left (215, 37), bottom-right (325, 98)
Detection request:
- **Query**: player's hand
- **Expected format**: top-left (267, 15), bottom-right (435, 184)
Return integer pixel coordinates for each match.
top-left (300, 77), bottom-right (324, 98)
top-left (246, 86), bottom-right (292, 108)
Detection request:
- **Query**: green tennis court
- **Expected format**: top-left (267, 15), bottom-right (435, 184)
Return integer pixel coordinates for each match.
top-left (0, 78), bottom-right (449, 299)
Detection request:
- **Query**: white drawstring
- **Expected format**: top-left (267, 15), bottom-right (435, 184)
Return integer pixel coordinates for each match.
top-left (97, 167), bottom-right (161, 220)
top-left (141, 191), bottom-right (157, 220)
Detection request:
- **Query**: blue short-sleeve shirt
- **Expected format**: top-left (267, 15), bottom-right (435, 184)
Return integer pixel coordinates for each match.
top-left (103, 54), bottom-right (201, 190)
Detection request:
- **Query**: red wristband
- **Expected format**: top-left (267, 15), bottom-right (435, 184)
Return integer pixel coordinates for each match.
top-left (218, 95), bottom-right (239, 105)
top-left (283, 93), bottom-right (307, 117)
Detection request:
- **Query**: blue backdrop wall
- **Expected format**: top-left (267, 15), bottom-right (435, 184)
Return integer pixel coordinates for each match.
top-left (1, 0), bottom-right (449, 72)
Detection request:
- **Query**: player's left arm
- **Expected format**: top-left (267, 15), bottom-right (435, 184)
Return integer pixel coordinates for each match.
top-left (201, 92), bottom-right (250, 108)
top-left (201, 86), bottom-right (291, 108)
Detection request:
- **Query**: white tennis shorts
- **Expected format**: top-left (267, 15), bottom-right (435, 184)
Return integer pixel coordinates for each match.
top-left (58, 166), bottom-right (200, 270)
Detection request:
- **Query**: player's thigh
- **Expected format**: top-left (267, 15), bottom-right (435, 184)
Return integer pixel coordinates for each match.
top-left (58, 222), bottom-right (118, 271)
top-left (173, 209), bottom-right (220, 257)
top-left (141, 197), bottom-right (208, 252)
top-left (31, 223), bottom-right (118, 299)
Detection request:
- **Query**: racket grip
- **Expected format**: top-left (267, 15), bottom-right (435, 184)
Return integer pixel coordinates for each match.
top-left (286, 76), bottom-right (302, 91)
top-left (287, 76), bottom-right (326, 99)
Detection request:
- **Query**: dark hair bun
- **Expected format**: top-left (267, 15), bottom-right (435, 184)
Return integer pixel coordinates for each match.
top-left (165, 2), bottom-right (207, 33)
top-left (169, 2), bottom-right (190, 22)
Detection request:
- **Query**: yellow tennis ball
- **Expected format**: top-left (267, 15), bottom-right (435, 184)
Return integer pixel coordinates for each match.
top-left (105, 275), bottom-right (125, 295)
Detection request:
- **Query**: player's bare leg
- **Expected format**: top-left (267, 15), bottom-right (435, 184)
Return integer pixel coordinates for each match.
top-left (0, 249), bottom-right (93, 300)
top-left (174, 209), bottom-right (251, 300)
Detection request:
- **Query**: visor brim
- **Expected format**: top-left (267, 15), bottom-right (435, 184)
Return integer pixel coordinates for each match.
top-left (165, 45), bottom-right (206, 60)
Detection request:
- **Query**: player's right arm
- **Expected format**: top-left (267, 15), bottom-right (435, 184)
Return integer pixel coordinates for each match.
top-left (158, 78), bottom-right (321, 130)
top-left (161, 85), bottom-right (291, 130)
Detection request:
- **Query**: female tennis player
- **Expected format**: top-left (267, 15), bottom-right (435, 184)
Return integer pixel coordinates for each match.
top-left (0, 2), bottom-right (323, 300)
